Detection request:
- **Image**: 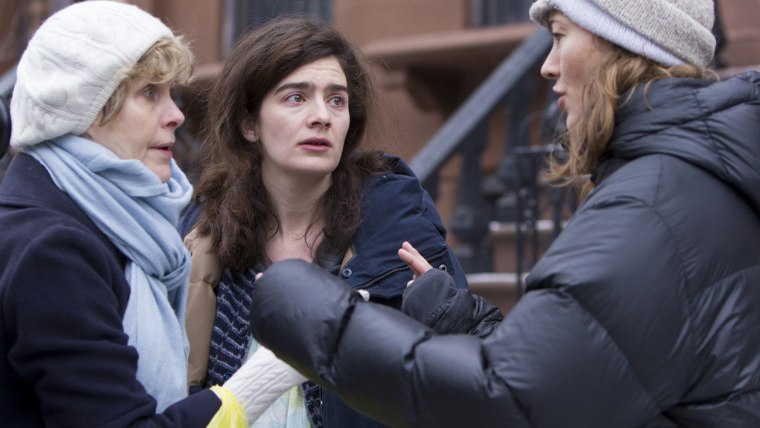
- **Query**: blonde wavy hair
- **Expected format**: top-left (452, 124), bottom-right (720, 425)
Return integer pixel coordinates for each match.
top-left (547, 43), bottom-right (715, 196)
top-left (98, 36), bottom-right (195, 125)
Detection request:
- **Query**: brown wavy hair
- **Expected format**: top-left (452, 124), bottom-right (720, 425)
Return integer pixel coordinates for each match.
top-left (193, 16), bottom-right (388, 271)
top-left (547, 43), bottom-right (715, 195)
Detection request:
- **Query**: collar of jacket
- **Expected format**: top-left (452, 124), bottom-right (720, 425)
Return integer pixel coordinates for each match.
top-left (593, 72), bottom-right (760, 212)
top-left (0, 153), bottom-right (125, 266)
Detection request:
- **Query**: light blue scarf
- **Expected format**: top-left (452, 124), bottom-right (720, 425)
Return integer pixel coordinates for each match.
top-left (27, 135), bottom-right (193, 412)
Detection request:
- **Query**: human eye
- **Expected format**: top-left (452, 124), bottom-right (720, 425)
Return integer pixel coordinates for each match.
top-left (143, 84), bottom-right (157, 99)
top-left (285, 93), bottom-right (304, 104)
top-left (550, 27), bottom-right (564, 41)
top-left (328, 95), bottom-right (346, 107)
top-left (551, 31), bottom-right (566, 49)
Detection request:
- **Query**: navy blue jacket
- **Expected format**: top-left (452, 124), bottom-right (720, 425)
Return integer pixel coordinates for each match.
top-left (0, 154), bottom-right (220, 427)
top-left (320, 156), bottom-right (469, 427)
top-left (180, 156), bottom-right (468, 427)
top-left (249, 73), bottom-right (760, 427)
top-left (330, 156), bottom-right (467, 300)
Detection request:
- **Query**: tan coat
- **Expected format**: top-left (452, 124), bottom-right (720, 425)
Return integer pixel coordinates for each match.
top-left (183, 227), bottom-right (221, 387)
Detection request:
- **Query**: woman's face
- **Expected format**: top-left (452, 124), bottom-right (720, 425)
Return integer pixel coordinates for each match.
top-left (85, 77), bottom-right (184, 182)
top-left (540, 12), bottom-right (614, 130)
top-left (245, 56), bottom-right (350, 183)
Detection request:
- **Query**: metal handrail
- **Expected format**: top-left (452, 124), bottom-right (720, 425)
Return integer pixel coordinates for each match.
top-left (409, 29), bottom-right (551, 182)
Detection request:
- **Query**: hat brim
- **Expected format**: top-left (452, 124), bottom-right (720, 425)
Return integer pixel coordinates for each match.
top-left (529, 0), bottom-right (556, 28)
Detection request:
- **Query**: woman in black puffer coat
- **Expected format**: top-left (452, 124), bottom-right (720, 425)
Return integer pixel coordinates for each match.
top-left (248, 0), bottom-right (760, 426)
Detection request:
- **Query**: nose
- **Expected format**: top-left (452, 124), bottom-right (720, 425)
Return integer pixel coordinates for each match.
top-left (308, 100), bottom-right (331, 129)
top-left (164, 98), bottom-right (185, 130)
top-left (540, 47), bottom-right (559, 80)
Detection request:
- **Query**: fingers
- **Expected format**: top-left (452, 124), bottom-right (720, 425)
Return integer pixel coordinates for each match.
top-left (398, 241), bottom-right (433, 283)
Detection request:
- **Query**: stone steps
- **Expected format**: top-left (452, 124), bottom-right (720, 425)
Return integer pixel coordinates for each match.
top-left (464, 219), bottom-right (563, 314)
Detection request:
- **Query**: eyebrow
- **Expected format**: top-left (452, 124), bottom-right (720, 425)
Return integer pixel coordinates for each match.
top-left (273, 82), bottom-right (349, 95)
top-left (547, 12), bottom-right (565, 29)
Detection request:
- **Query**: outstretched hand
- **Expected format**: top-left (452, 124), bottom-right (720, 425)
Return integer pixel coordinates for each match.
top-left (397, 241), bottom-right (433, 287)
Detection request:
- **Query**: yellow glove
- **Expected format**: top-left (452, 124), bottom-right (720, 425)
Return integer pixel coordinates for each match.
top-left (207, 385), bottom-right (247, 428)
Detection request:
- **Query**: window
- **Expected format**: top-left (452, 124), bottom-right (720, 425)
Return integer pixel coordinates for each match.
top-left (224, 0), bottom-right (332, 55)
top-left (469, 0), bottom-right (532, 27)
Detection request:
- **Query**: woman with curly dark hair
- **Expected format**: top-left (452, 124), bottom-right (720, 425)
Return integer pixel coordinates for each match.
top-left (180, 16), bottom-right (468, 427)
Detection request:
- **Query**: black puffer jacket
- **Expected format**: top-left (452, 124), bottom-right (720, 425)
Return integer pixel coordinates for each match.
top-left (250, 72), bottom-right (760, 427)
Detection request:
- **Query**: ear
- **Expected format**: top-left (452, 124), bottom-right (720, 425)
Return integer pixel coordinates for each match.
top-left (240, 116), bottom-right (258, 142)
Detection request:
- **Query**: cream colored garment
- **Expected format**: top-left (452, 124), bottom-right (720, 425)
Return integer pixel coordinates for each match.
top-left (224, 346), bottom-right (307, 424)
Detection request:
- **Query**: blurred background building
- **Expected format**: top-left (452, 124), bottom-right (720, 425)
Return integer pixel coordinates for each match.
top-left (2, 0), bottom-right (759, 312)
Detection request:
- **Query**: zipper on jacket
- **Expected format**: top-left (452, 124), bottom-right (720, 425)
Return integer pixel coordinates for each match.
top-left (358, 248), bottom-right (448, 290)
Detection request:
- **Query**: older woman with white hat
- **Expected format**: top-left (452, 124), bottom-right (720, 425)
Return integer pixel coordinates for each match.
top-left (246, 0), bottom-right (760, 426)
top-left (0, 2), bottom-right (300, 426)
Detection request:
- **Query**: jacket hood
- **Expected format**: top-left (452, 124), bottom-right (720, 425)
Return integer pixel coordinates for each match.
top-left (605, 71), bottom-right (760, 212)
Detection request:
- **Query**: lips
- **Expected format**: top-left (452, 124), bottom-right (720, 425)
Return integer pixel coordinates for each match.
top-left (150, 142), bottom-right (174, 157)
top-left (299, 138), bottom-right (331, 147)
top-left (552, 86), bottom-right (566, 113)
top-left (557, 95), bottom-right (566, 113)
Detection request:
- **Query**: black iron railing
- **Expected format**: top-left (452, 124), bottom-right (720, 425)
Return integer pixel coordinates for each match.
top-left (409, 29), bottom-right (562, 279)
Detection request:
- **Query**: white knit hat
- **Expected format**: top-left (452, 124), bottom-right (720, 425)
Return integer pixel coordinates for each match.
top-left (10, 1), bottom-right (173, 148)
top-left (529, 0), bottom-right (716, 68)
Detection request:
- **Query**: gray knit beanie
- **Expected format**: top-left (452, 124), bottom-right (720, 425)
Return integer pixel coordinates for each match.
top-left (10, 1), bottom-right (173, 148)
top-left (529, 0), bottom-right (716, 68)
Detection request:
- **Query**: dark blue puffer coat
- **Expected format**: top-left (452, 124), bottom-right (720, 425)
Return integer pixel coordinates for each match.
top-left (249, 72), bottom-right (760, 427)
